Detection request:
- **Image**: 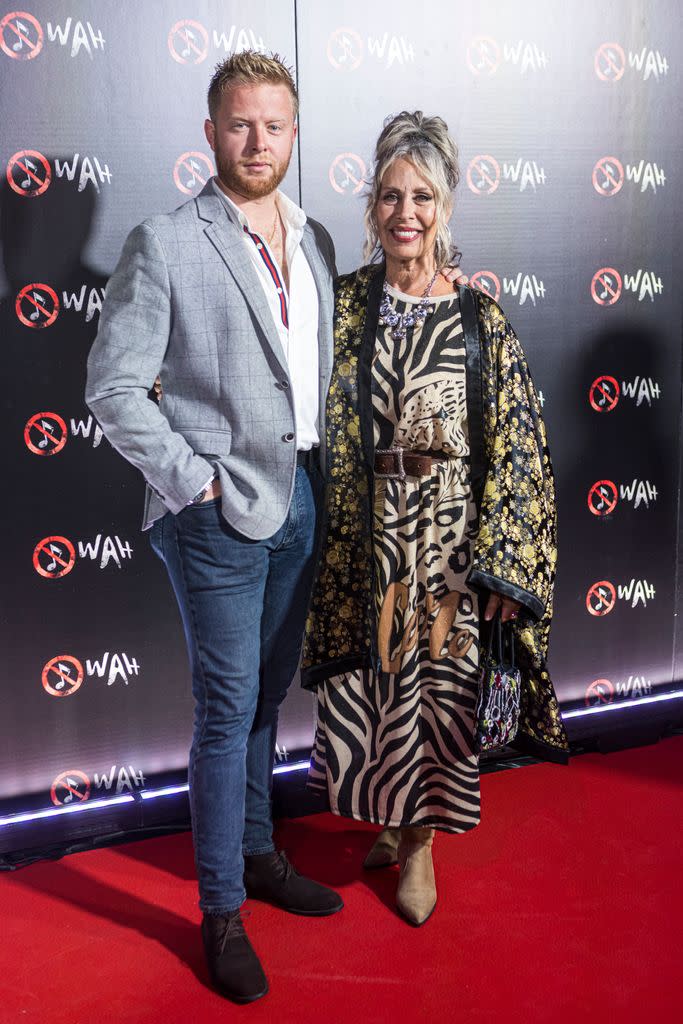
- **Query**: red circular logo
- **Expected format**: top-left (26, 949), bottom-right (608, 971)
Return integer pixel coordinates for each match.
top-left (329, 153), bottom-right (366, 194)
top-left (167, 19), bottom-right (208, 65)
top-left (326, 27), bottom-right (363, 71)
top-left (24, 411), bottom-right (68, 456)
top-left (466, 155), bottom-right (500, 195)
top-left (6, 149), bottom-right (51, 197)
top-left (15, 282), bottom-right (59, 327)
top-left (33, 535), bottom-right (76, 579)
top-left (173, 151), bottom-right (215, 196)
top-left (591, 267), bottom-right (622, 306)
top-left (470, 270), bottom-right (501, 303)
top-left (594, 42), bottom-right (626, 82)
top-left (585, 678), bottom-right (615, 707)
top-left (587, 480), bottom-right (618, 516)
top-left (50, 769), bottom-right (90, 806)
top-left (42, 655), bottom-right (84, 697)
top-left (589, 375), bottom-right (620, 412)
top-left (466, 36), bottom-right (501, 76)
top-left (592, 156), bottom-right (624, 197)
top-left (0, 11), bottom-right (43, 60)
top-left (586, 580), bottom-right (616, 617)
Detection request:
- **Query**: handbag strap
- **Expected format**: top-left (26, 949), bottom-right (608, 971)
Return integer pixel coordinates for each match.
top-left (483, 610), bottom-right (497, 664)
top-left (483, 610), bottom-right (519, 668)
top-left (495, 612), bottom-right (503, 662)
top-left (482, 609), bottom-right (504, 667)
top-left (500, 618), bottom-right (516, 669)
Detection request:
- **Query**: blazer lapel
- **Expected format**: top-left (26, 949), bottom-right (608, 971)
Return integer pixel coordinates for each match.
top-left (300, 225), bottom-right (334, 386)
top-left (196, 184), bottom-right (289, 374)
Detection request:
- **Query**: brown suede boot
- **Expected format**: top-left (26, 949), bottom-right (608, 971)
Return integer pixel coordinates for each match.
top-left (363, 828), bottom-right (401, 869)
top-left (396, 827), bottom-right (436, 926)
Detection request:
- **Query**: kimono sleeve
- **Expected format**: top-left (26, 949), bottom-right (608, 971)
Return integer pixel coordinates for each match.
top-left (468, 298), bottom-right (557, 622)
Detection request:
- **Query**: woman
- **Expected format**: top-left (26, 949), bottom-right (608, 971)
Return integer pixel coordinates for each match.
top-left (301, 112), bottom-right (569, 926)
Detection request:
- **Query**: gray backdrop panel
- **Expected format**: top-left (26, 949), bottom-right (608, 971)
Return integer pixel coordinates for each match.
top-left (0, 0), bottom-right (681, 814)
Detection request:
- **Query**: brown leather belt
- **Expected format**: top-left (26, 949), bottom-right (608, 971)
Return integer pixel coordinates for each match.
top-left (374, 448), bottom-right (446, 480)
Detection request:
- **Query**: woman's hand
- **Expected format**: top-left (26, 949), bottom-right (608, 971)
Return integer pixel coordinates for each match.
top-left (440, 266), bottom-right (469, 287)
top-left (484, 591), bottom-right (521, 623)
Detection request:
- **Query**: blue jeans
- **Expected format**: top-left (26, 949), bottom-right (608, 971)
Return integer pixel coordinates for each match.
top-left (150, 466), bottom-right (320, 914)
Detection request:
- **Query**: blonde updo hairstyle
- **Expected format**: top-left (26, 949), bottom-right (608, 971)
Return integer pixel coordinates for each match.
top-left (363, 110), bottom-right (461, 267)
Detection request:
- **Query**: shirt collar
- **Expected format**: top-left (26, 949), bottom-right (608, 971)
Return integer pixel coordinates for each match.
top-left (211, 177), bottom-right (306, 233)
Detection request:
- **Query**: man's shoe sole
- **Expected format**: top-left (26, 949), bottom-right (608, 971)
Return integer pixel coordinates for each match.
top-left (210, 976), bottom-right (269, 1004)
top-left (246, 893), bottom-right (344, 916)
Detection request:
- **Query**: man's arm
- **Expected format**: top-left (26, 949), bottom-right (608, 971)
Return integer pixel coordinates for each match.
top-left (85, 222), bottom-right (214, 513)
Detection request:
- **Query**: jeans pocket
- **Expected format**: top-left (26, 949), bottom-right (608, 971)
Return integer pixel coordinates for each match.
top-left (185, 496), bottom-right (220, 509)
top-left (149, 515), bottom-right (166, 559)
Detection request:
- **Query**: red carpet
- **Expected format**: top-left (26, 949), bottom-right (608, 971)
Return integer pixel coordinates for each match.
top-left (2, 736), bottom-right (682, 1024)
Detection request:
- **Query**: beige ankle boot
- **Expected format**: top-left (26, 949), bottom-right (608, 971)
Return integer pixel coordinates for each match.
top-left (363, 828), bottom-right (401, 869)
top-left (396, 827), bottom-right (436, 926)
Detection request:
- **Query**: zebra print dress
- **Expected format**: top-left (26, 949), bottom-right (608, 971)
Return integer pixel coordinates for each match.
top-left (309, 286), bottom-right (481, 833)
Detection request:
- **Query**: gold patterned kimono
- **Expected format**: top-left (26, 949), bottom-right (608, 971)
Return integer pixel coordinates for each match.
top-left (301, 265), bottom-right (569, 766)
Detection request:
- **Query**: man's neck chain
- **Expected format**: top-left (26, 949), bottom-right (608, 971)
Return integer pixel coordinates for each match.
top-left (265, 206), bottom-right (280, 246)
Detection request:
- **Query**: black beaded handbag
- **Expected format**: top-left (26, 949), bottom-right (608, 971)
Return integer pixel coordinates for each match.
top-left (473, 612), bottom-right (522, 752)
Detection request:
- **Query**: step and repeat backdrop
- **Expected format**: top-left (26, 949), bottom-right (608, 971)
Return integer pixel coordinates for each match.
top-left (0, 0), bottom-right (681, 816)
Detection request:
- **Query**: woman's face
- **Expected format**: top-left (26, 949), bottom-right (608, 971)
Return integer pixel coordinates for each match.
top-left (375, 157), bottom-right (438, 264)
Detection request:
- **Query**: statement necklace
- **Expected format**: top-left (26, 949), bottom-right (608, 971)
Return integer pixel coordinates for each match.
top-left (378, 269), bottom-right (439, 341)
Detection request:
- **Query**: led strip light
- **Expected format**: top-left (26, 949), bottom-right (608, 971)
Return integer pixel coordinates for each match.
top-left (137, 759), bottom-right (311, 802)
top-left (2, 692), bottom-right (682, 829)
top-left (0, 794), bottom-right (135, 827)
top-left (562, 689), bottom-right (683, 719)
top-left (0, 760), bottom-right (310, 828)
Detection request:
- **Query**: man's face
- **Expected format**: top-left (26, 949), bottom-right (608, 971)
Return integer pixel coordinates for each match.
top-left (204, 82), bottom-right (297, 201)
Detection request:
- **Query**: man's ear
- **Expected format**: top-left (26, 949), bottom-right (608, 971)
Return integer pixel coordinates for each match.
top-left (204, 118), bottom-right (216, 152)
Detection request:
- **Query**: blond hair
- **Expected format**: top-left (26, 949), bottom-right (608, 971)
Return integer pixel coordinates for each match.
top-left (207, 51), bottom-right (298, 120)
top-left (363, 111), bottom-right (461, 267)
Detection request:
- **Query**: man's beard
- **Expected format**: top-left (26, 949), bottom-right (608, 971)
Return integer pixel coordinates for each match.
top-left (215, 147), bottom-right (291, 200)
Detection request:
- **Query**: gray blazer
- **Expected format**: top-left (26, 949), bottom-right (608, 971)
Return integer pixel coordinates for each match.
top-left (86, 181), bottom-right (336, 540)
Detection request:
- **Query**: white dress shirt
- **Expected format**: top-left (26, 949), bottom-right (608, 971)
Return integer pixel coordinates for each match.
top-left (212, 178), bottom-right (320, 451)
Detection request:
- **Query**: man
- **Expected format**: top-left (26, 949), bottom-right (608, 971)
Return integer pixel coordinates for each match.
top-left (86, 52), bottom-right (340, 1005)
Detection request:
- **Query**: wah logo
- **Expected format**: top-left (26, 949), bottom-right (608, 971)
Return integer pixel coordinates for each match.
top-left (467, 154), bottom-right (546, 194)
top-left (168, 19), bottom-right (265, 65)
top-left (586, 578), bottom-right (655, 616)
top-left (587, 479), bottom-right (658, 516)
top-left (592, 156), bottom-right (666, 196)
top-left (327, 26), bottom-right (415, 71)
top-left (471, 270), bottom-right (545, 306)
top-left (585, 675), bottom-right (653, 707)
top-left (594, 42), bottom-right (669, 82)
top-left (467, 35), bottom-right (549, 75)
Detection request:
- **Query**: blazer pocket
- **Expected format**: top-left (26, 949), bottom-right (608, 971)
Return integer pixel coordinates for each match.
top-left (180, 426), bottom-right (232, 454)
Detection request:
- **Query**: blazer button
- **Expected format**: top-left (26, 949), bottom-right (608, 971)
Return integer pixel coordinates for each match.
top-left (283, 432), bottom-right (295, 443)
top-left (281, 380), bottom-right (290, 390)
